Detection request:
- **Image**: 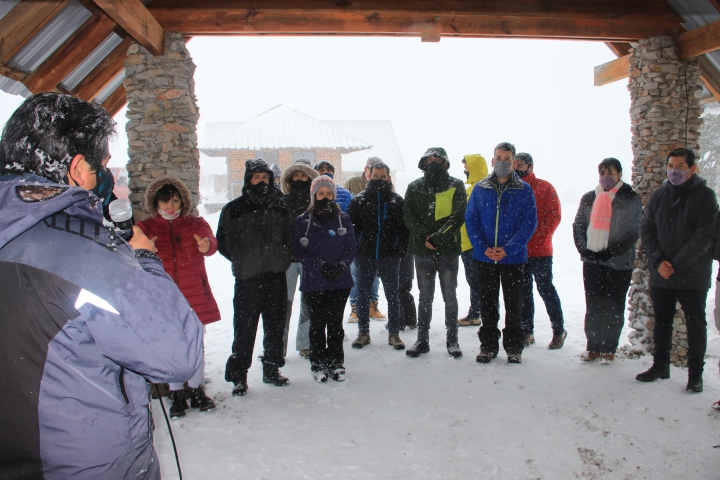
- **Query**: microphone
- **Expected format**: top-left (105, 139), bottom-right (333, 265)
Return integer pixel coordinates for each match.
top-left (108, 198), bottom-right (134, 241)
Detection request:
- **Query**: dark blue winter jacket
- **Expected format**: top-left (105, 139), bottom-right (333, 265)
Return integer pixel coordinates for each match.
top-left (0, 174), bottom-right (204, 479)
top-left (465, 172), bottom-right (538, 264)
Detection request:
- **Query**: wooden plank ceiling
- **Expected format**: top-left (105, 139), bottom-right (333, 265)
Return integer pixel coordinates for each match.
top-left (0, 0), bottom-right (717, 117)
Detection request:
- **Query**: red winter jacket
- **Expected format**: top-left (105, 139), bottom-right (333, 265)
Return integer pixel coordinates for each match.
top-left (524, 172), bottom-right (561, 258)
top-left (137, 215), bottom-right (221, 325)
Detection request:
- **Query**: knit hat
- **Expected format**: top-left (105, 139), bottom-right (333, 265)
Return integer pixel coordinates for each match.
top-left (418, 147), bottom-right (450, 171)
top-left (314, 160), bottom-right (335, 173)
top-left (244, 159), bottom-right (274, 184)
top-left (309, 175), bottom-right (336, 208)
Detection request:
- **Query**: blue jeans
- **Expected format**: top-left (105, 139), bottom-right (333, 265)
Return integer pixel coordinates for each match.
top-left (461, 249), bottom-right (482, 320)
top-left (350, 257), bottom-right (379, 305)
top-left (522, 256), bottom-right (564, 336)
top-left (414, 254), bottom-right (459, 342)
top-left (356, 254), bottom-right (401, 334)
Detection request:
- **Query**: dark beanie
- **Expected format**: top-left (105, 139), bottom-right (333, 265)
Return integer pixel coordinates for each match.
top-left (314, 160), bottom-right (335, 173)
top-left (244, 159), bottom-right (273, 184)
top-left (515, 152), bottom-right (534, 167)
top-left (418, 147), bottom-right (450, 171)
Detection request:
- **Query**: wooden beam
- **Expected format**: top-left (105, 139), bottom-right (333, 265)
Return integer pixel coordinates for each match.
top-left (605, 42), bottom-right (632, 57)
top-left (91, 0), bottom-right (164, 55)
top-left (594, 54), bottom-right (630, 86)
top-left (147, 0), bottom-right (682, 41)
top-left (0, 64), bottom-right (28, 82)
top-left (71, 37), bottom-right (132, 101)
top-left (0, 0), bottom-right (70, 64)
top-left (23, 11), bottom-right (118, 94)
top-left (676, 19), bottom-right (720, 59)
top-left (699, 56), bottom-right (720, 102)
top-left (101, 84), bottom-right (127, 117)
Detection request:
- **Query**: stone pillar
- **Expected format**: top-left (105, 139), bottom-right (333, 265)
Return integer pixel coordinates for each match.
top-left (625, 37), bottom-right (703, 366)
top-left (124, 32), bottom-right (200, 217)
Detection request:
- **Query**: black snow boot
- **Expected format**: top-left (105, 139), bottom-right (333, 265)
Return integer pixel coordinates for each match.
top-left (635, 362), bottom-right (670, 382)
top-left (686, 373), bottom-right (703, 393)
top-left (262, 362), bottom-right (289, 386)
top-left (406, 339), bottom-right (430, 357)
top-left (232, 371), bottom-right (248, 397)
top-left (190, 385), bottom-right (216, 411)
top-left (169, 390), bottom-right (188, 418)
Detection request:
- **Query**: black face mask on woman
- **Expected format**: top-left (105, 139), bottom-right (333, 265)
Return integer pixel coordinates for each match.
top-left (315, 198), bottom-right (333, 212)
top-left (290, 179), bottom-right (311, 191)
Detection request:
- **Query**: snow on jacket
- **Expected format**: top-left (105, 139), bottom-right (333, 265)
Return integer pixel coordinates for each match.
top-left (523, 172), bottom-right (561, 258)
top-left (348, 182), bottom-right (409, 259)
top-left (216, 184), bottom-right (293, 281)
top-left (573, 182), bottom-right (642, 271)
top-left (641, 174), bottom-right (719, 289)
top-left (293, 207), bottom-right (357, 292)
top-left (0, 174), bottom-right (203, 479)
top-left (403, 171), bottom-right (467, 256)
top-left (460, 154), bottom-right (489, 252)
top-left (465, 172), bottom-right (538, 264)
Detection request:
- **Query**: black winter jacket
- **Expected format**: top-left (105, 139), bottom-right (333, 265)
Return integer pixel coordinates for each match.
top-left (217, 186), bottom-right (293, 280)
top-left (641, 175), bottom-right (719, 290)
top-left (348, 183), bottom-right (410, 259)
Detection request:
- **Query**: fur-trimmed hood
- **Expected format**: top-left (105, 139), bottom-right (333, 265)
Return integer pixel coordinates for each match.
top-left (281, 164), bottom-right (318, 194)
top-left (144, 176), bottom-right (193, 217)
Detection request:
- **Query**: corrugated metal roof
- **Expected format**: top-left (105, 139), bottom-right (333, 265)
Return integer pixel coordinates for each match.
top-left (324, 120), bottom-right (405, 172)
top-left (60, 32), bottom-right (124, 91)
top-left (202, 105), bottom-right (372, 153)
top-left (94, 69), bottom-right (125, 103)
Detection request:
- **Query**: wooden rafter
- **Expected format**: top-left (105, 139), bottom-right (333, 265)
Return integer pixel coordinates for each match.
top-left (594, 54), bottom-right (630, 87)
top-left (71, 37), bottom-right (132, 101)
top-left (676, 19), bottom-right (720, 59)
top-left (0, 0), bottom-right (70, 64)
top-left (23, 10), bottom-right (118, 94)
top-left (147, 0), bottom-right (682, 41)
top-left (100, 84), bottom-right (127, 117)
top-left (91, 0), bottom-right (164, 55)
top-left (0, 64), bottom-right (28, 82)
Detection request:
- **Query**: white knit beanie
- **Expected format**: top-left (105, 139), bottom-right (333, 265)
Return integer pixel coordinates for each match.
top-left (309, 175), bottom-right (337, 209)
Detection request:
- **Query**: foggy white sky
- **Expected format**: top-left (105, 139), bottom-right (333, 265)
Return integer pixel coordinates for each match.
top-left (0, 36), bottom-right (631, 200)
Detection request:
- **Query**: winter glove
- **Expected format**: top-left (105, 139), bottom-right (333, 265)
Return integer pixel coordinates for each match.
top-left (320, 262), bottom-right (347, 281)
top-left (583, 249), bottom-right (600, 262)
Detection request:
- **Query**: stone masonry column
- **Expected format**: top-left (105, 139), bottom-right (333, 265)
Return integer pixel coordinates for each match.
top-left (626, 37), bottom-right (703, 366)
top-left (124, 32), bottom-right (200, 218)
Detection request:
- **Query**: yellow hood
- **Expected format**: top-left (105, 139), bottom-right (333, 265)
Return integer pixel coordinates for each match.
top-left (464, 154), bottom-right (488, 185)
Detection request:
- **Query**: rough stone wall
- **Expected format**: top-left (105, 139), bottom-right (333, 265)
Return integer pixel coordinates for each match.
top-left (625, 37), bottom-right (703, 366)
top-left (124, 32), bottom-right (200, 217)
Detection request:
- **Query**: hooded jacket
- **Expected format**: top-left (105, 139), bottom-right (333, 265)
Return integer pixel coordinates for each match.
top-left (0, 174), bottom-right (203, 479)
top-left (348, 181), bottom-right (410, 259)
top-left (136, 177), bottom-right (221, 325)
top-left (460, 154), bottom-right (489, 252)
top-left (641, 174), bottom-right (719, 289)
top-left (523, 172), bottom-right (561, 257)
top-left (403, 168), bottom-right (467, 256)
top-left (465, 172), bottom-right (538, 264)
top-left (281, 162), bottom-right (318, 217)
top-left (573, 182), bottom-right (642, 271)
top-left (216, 160), bottom-right (293, 280)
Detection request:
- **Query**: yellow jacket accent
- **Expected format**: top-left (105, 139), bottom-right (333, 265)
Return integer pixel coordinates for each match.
top-left (460, 154), bottom-right (489, 252)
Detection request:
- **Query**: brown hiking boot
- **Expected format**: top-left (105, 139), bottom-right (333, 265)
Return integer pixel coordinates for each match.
top-left (599, 353), bottom-right (615, 364)
top-left (523, 333), bottom-right (535, 346)
top-left (347, 304), bottom-right (358, 323)
top-left (580, 351), bottom-right (601, 362)
top-left (388, 333), bottom-right (405, 350)
top-left (458, 315), bottom-right (481, 327)
top-left (369, 302), bottom-right (386, 320)
top-left (352, 332), bottom-right (371, 349)
top-left (298, 349), bottom-right (309, 359)
top-left (547, 330), bottom-right (567, 350)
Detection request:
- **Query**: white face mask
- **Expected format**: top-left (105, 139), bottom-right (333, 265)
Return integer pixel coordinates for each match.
top-left (158, 207), bottom-right (180, 221)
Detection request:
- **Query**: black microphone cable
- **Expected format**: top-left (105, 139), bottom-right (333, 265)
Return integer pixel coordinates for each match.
top-left (153, 384), bottom-right (183, 480)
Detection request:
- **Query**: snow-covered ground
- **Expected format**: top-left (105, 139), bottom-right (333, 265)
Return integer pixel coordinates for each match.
top-left (152, 205), bottom-right (720, 479)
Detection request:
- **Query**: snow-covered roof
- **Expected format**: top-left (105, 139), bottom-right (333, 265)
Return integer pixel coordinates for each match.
top-left (201, 104), bottom-right (372, 154)
top-left (324, 120), bottom-right (405, 172)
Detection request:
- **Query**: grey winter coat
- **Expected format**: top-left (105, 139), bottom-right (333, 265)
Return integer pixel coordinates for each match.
top-left (641, 175), bottom-right (719, 290)
top-left (573, 182), bottom-right (642, 271)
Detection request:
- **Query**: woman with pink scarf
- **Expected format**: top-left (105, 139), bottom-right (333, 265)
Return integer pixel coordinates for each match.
top-left (572, 158), bottom-right (642, 363)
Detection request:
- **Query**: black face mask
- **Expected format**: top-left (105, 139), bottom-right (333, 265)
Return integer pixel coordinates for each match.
top-left (247, 181), bottom-right (269, 196)
top-left (367, 179), bottom-right (392, 192)
top-left (516, 169), bottom-right (529, 179)
top-left (290, 179), bottom-right (311, 191)
top-left (425, 162), bottom-right (445, 173)
top-left (315, 198), bottom-right (333, 212)
top-left (464, 171), bottom-right (469, 180)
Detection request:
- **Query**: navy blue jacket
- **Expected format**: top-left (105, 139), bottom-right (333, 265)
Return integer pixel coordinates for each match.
top-left (0, 174), bottom-right (203, 479)
top-left (465, 172), bottom-right (537, 264)
top-left (348, 183), bottom-right (409, 259)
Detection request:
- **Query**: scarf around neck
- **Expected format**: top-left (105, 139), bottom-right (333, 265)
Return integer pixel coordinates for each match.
top-left (586, 180), bottom-right (623, 252)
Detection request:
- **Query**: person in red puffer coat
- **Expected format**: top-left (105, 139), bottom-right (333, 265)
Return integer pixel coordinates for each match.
top-left (514, 152), bottom-right (566, 350)
top-left (137, 176), bottom-right (220, 417)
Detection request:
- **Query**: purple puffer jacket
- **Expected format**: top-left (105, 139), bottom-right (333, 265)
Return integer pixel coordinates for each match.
top-left (294, 208), bottom-right (357, 292)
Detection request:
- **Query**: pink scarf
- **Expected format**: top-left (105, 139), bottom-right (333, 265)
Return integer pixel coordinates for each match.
top-left (586, 180), bottom-right (622, 252)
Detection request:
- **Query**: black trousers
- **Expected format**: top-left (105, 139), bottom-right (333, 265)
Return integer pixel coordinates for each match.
top-left (475, 261), bottom-right (525, 355)
top-left (304, 288), bottom-right (351, 371)
top-left (399, 280), bottom-right (417, 329)
top-left (225, 272), bottom-right (287, 383)
top-left (582, 263), bottom-right (631, 354)
top-left (650, 286), bottom-right (708, 374)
